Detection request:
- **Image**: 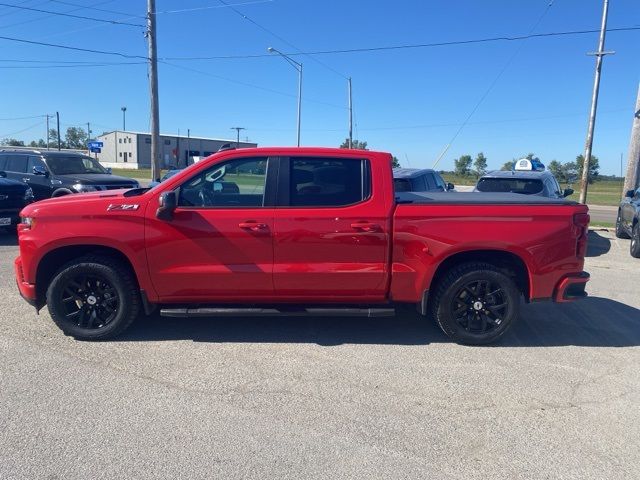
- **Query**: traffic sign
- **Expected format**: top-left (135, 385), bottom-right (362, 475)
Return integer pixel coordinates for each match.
top-left (88, 141), bottom-right (103, 149)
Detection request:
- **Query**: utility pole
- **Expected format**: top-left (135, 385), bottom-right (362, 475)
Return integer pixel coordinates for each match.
top-left (45, 114), bottom-right (52, 150)
top-left (623, 82), bottom-right (640, 196)
top-left (230, 127), bottom-right (246, 147)
top-left (186, 128), bottom-right (190, 167)
top-left (56, 111), bottom-right (61, 151)
top-left (86, 122), bottom-right (91, 140)
top-left (348, 77), bottom-right (353, 148)
top-left (579, 0), bottom-right (614, 204)
top-left (146, 0), bottom-right (161, 182)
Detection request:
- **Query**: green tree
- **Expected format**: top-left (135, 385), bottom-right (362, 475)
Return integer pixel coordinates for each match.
top-left (454, 154), bottom-right (472, 176)
top-left (339, 138), bottom-right (368, 150)
top-left (28, 139), bottom-right (47, 148)
top-left (48, 128), bottom-right (66, 148)
top-left (575, 154), bottom-right (599, 184)
top-left (391, 156), bottom-right (401, 168)
top-left (473, 152), bottom-right (488, 177)
top-left (500, 160), bottom-right (514, 171)
top-left (0, 138), bottom-right (25, 146)
top-left (547, 160), bottom-right (564, 181)
top-left (65, 127), bottom-right (88, 150)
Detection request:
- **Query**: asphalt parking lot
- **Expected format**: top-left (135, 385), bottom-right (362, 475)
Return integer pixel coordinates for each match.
top-left (1, 229), bottom-right (638, 479)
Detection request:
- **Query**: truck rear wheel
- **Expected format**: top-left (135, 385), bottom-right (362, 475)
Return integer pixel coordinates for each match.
top-left (46, 255), bottom-right (140, 340)
top-left (431, 262), bottom-right (520, 345)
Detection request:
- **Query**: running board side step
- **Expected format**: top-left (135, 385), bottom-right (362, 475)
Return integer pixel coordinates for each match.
top-left (160, 307), bottom-right (396, 318)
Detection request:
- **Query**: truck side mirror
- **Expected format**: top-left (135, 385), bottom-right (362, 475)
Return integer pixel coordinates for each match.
top-left (106, 167), bottom-right (112, 174)
top-left (33, 165), bottom-right (49, 177)
top-left (626, 189), bottom-right (635, 198)
top-left (563, 188), bottom-right (574, 198)
top-left (447, 183), bottom-right (455, 191)
top-left (157, 191), bottom-right (177, 220)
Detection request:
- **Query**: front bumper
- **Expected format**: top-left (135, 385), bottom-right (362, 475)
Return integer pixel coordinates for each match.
top-left (14, 256), bottom-right (37, 306)
top-left (553, 271), bottom-right (590, 303)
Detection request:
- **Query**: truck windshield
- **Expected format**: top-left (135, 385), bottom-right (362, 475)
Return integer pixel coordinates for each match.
top-left (476, 178), bottom-right (543, 195)
top-left (45, 156), bottom-right (108, 175)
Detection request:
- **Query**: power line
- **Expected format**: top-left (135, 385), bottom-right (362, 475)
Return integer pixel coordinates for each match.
top-left (0, 120), bottom-right (45, 138)
top-left (48, 0), bottom-right (144, 19)
top-left (0, 114), bottom-right (47, 121)
top-left (0, 34), bottom-right (148, 59)
top-left (0, 2), bottom-right (144, 27)
top-left (0, 62), bottom-right (146, 68)
top-left (159, 60), bottom-right (347, 110)
top-left (216, 0), bottom-right (348, 79)
top-left (156, 0), bottom-right (274, 15)
top-left (160, 26), bottom-right (640, 61)
top-left (433, 0), bottom-right (557, 167)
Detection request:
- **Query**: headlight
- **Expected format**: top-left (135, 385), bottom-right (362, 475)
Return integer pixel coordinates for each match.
top-left (24, 187), bottom-right (34, 201)
top-left (72, 184), bottom-right (98, 193)
top-left (21, 217), bottom-right (35, 230)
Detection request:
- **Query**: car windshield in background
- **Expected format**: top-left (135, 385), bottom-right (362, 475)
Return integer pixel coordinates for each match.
top-left (46, 156), bottom-right (108, 175)
top-left (476, 178), bottom-right (543, 195)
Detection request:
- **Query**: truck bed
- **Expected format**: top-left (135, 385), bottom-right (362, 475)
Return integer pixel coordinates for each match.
top-left (396, 191), bottom-right (577, 205)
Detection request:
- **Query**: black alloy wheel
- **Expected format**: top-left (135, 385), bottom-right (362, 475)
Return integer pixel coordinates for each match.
top-left (46, 255), bottom-right (140, 340)
top-left (450, 279), bottom-right (507, 335)
top-left (58, 274), bottom-right (119, 330)
top-left (431, 262), bottom-right (521, 345)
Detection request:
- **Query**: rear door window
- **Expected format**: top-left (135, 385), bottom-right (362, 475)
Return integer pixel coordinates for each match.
top-left (5, 155), bottom-right (27, 173)
top-left (288, 157), bottom-right (370, 207)
top-left (476, 178), bottom-right (543, 195)
top-left (0, 154), bottom-right (7, 170)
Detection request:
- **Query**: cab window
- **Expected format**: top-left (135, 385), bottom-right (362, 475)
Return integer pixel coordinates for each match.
top-left (288, 157), bottom-right (370, 207)
top-left (178, 157), bottom-right (268, 208)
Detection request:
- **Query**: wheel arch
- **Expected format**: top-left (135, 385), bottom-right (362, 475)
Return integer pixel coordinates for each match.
top-left (35, 245), bottom-right (140, 308)
top-left (429, 249), bottom-right (531, 306)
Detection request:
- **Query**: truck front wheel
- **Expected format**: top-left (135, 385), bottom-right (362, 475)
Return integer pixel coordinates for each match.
top-left (46, 255), bottom-right (140, 340)
top-left (431, 262), bottom-right (520, 345)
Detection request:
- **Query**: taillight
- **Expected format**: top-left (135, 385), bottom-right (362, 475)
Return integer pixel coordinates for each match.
top-left (573, 213), bottom-right (590, 258)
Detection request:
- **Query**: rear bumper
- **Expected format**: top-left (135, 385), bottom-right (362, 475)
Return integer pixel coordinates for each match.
top-left (14, 256), bottom-right (37, 306)
top-left (553, 271), bottom-right (590, 303)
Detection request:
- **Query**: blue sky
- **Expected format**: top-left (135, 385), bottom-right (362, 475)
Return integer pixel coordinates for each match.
top-left (0, 0), bottom-right (638, 174)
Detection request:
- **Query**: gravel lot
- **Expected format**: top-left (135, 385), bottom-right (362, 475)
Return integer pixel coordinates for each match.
top-left (1, 229), bottom-right (638, 479)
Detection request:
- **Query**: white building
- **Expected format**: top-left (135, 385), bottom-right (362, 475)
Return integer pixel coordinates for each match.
top-left (95, 130), bottom-right (257, 170)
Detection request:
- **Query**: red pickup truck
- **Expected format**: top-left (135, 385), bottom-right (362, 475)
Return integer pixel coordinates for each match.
top-left (14, 147), bottom-right (590, 344)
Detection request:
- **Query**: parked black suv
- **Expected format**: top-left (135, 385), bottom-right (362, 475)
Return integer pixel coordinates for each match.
top-left (616, 187), bottom-right (640, 258)
top-left (0, 149), bottom-right (139, 201)
top-left (0, 170), bottom-right (33, 230)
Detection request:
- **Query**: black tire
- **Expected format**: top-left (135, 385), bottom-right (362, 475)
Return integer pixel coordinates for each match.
top-left (631, 222), bottom-right (640, 258)
top-left (615, 211), bottom-right (630, 239)
top-left (430, 262), bottom-right (521, 345)
top-left (46, 255), bottom-right (140, 340)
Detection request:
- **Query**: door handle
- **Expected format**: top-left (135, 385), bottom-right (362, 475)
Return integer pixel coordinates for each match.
top-left (22, 178), bottom-right (30, 183)
top-left (350, 221), bottom-right (381, 232)
top-left (239, 221), bottom-right (268, 231)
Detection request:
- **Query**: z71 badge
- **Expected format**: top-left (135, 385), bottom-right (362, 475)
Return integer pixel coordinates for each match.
top-left (107, 204), bottom-right (140, 211)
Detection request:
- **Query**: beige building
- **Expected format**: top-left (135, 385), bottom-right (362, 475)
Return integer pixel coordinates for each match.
top-left (95, 130), bottom-right (257, 170)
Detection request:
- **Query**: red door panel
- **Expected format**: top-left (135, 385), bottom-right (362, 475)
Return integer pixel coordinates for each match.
top-left (146, 208), bottom-right (274, 301)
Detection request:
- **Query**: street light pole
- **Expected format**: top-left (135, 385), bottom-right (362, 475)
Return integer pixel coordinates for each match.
top-left (268, 47), bottom-right (302, 147)
top-left (121, 106), bottom-right (127, 131)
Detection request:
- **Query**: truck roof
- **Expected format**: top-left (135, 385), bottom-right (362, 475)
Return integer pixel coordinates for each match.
top-left (481, 170), bottom-right (552, 179)
top-left (392, 168), bottom-right (437, 179)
